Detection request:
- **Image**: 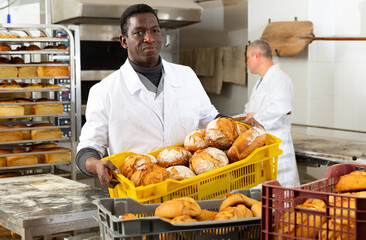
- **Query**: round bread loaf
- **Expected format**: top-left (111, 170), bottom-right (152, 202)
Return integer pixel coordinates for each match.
top-left (157, 146), bottom-right (192, 168)
top-left (189, 147), bottom-right (229, 175)
top-left (205, 117), bottom-right (238, 150)
top-left (184, 129), bottom-right (209, 152)
top-left (167, 165), bottom-right (196, 180)
top-left (0, 57), bottom-right (9, 63)
top-left (0, 44), bottom-right (11, 51)
top-left (121, 154), bottom-right (157, 179)
top-left (10, 57), bottom-right (25, 64)
top-left (227, 126), bottom-right (266, 163)
top-left (129, 162), bottom-right (170, 187)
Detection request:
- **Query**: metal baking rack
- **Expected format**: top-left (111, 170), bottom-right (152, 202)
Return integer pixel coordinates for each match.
top-left (0, 24), bottom-right (77, 180)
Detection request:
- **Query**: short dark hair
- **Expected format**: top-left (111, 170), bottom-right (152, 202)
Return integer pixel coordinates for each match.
top-left (120, 4), bottom-right (159, 36)
top-left (249, 39), bottom-right (272, 58)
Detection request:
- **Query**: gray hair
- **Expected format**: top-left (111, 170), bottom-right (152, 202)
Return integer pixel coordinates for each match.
top-left (248, 39), bottom-right (272, 58)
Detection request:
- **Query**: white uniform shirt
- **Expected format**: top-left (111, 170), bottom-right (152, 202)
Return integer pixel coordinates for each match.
top-left (245, 65), bottom-right (300, 187)
top-left (77, 59), bottom-right (218, 157)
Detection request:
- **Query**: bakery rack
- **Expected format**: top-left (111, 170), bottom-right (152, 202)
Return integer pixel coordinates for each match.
top-left (0, 24), bottom-right (77, 180)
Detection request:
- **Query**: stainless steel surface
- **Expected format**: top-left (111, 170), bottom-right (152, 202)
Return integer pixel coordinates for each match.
top-left (293, 133), bottom-right (366, 165)
top-left (81, 70), bottom-right (114, 81)
top-left (0, 174), bottom-right (109, 240)
top-left (293, 123), bottom-right (366, 134)
top-left (51, 0), bottom-right (203, 29)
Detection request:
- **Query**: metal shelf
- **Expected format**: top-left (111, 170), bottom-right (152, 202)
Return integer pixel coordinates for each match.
top-left (0, 24), bottom-right (77, 180)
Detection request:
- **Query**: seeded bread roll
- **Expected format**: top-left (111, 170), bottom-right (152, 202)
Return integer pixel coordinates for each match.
top-left (189, 147), bottom-right (229, 175)
top-left (184, 129), bottom-right (209, 152)
top-left (227, 127), bottom-right (266, 163)
top-left (157, 146), bottom-right (192, 168)
top-left (205, 117), bottom-right (238, 150)
top-left (167, 165), bottom-right (196, 180)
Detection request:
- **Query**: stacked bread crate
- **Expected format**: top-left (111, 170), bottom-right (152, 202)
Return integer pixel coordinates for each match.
top-left (0, 24), bottom-right (76, 179)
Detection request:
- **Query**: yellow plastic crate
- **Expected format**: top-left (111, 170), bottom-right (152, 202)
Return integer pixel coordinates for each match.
top-left (103, 132), bottom-right (282, 204)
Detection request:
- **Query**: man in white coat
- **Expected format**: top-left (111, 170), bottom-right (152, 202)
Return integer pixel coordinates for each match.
top-left (76, 4), bottom-right (220, 188)
top-left (244, 39), bottom-right (300, 187)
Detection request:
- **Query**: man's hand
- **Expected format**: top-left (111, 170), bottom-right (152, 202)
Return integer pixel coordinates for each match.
top-left (85, 157), bottom-right (120, 188)
top-left (244, 112), bottom-right (264, 129)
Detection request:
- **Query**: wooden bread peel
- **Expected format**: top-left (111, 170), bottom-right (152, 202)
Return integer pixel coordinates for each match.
top-left (260, 21), bottom-right (366, 57)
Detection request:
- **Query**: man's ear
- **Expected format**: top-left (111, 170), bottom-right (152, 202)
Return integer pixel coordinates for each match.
top-left (120, 35), bottom-right (127, 49)
top-left (255, 51), bottom-right (261, 60)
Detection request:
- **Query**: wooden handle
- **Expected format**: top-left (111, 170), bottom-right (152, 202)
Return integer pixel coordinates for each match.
top-left (306, 36), bottom-right (366, 41)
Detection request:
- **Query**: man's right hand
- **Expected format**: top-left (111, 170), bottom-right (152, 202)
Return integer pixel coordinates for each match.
top-left (85, 157), bottom-right (120, 188)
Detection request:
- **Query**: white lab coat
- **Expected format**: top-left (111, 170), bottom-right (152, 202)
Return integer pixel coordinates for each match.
top-left (77, 59), bottom-right (218, 157)
top-left (245, 65), bottom-right (300, 187)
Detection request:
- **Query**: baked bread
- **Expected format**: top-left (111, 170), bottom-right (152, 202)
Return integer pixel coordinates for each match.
top-left (29, 142), bottom-right (58, 151)
top-left (184, 129), bottom-right (210, 152)
top-left (156, 146), bottom-right (192, 168)
top-left (219, 193), bottom-right (259, 211)
top-left (6, 149), bottom-right (38, 166)
top-left (189, 147), bottom-right (229, 175)
top-left (227, 126), bottom-right (266, 163)
top-left (236, 204), bottom-right (254, 218)
top-left (32, 98), bottom-right (64, 115)
top-left (0, 149), bottom-right (11, 167)
top-left (167, 165), bottom-right (196, 180)
top-left (120, 154), bottom-right (157, 179)
top-left (170, 215), bottom-right (197, 223)
top-left (214, 206), bottom-right (246, 220)
top-left (0, 44), bottom-right (11, 51)
top-left (129, 162), bottom-right (170, 187)
top-left (277, 198), bottom-right (327, 239)
top-left (43, 147), bottom-right (71, 163)
top-left (0, 100), bottom-right (25, 116)
top-left (26, 45), bottom-right (41, 51)
top-left (37, 62), bottom-right (70, 77)
top-left (0, 63), bottom-right (18, 78)
top-left (0, 124), bottom-right (23, 142)
top-left (251, 201), bottom-right (262, 217)
top-left (15, 46), bottom-right (27, 51)
top-left (18, 65), bottom-right (38, 77)
top-left (13, 124), bottom-right (30, 139)
top-left (318, 219), bottom-right (355, 240)
top-left (155, 197), bottom-right (201, 218)
top-left (10, 57), bottom-right (25, 64)
top-left (56, 44), bottom-right (68, 50)
top-left (334, 171), bottom-right (366, 193)
top-left (236, 122), bottom-right (248, 135)
top-left (30, 123), bottom-right (62, 140)
top-left (195, 209), bottom-right (218, 221)
top-left (15, 98), bottom-right (33, 115)
top-left (120, 213), bottom-right (137, 220)
top-left (205, 117), bottom-right (239, 150)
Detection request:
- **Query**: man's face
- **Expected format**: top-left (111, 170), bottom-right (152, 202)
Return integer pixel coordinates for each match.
top-left (120, 13), bottom-right (162, 68)
top-left (246, 46), bottom-right (257, 74)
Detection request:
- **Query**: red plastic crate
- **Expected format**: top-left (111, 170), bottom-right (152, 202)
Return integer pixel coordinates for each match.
top-left (261, 163), bottom-right (366, 240)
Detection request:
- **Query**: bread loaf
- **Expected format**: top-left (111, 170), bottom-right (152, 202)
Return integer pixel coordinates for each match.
top-left (167, 165), bottom-right (196, 180)
top-left (170, 215), bottom-right (197, 223)
top-left (6, 149), bottom-right (38, 166)
top-left (32, 98), bottom-right (64, 115)
top-left (121, 154), bottom-right (157, 179)
top-left (157, 146), bottom-right (191, 168)
top-left (129, 162), bottom-right (170, 187)
top-left (334, 171), bottom-right (366, 193)
top-left (26, 45), bottom-right (41, 51)
top-left (236, 122), bottom-right (248, 135)
top-left (251, 201), bottom-right (262, 217)
top-left (13, 124), bottom-right (30, 139)
top-left (155, 197), bottom-right (202, 218)
top-left (184, 129), bottom-right (209, 152)
top-left (195, 210), bottom-right (218, 221)
top-left (318, 219), bottom-right (355, 240)
top-left (14, 98), bottom-right (33, 115)
top-left (0, 63), bottom-right (17, 78)
top-left (214, 206), bottom-right (246, 220)
top-left (10, 57), bottom-right (25, 64)
top-left (227, 126), bottom-right (266, 163)
top-left (0, 44), bottom-right (11, 51)
top-left (219, 193), bottom-right (259, 211)
top-left (30, 123), bottom-right (62, 140)
top-left (0, 124), bottom-right (23, 142)
top-left (29, 142), bottom-right (58, 151)
top-left (37, 62), bottom-right (69, 77)
top-left (18, 66), bottom-right (38, 77)
top-left (0, 149), bottom-right (10, 167)
top-left (205, 118), bottom-right (239, 150)
top-left (0, 100), bottom-right (25, 116)
top-left (189, 147), bottom-right (229, 175)
top-left (43, 147), bottom-right (71, 163)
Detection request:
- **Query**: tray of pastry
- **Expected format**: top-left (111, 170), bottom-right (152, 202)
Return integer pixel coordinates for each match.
top-left (261, 163), bottom-right (366, 240)
top-left (93, 189), bottom-right (262, 240)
